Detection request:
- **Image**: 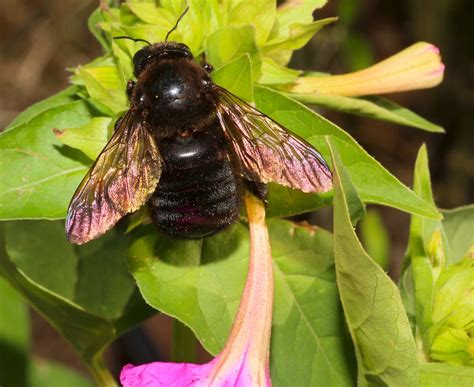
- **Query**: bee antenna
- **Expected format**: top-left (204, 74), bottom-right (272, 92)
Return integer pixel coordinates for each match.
top-left (114, 36), bottom-right (152, 46)
top-left (165, 6), bottom-right (189, 42)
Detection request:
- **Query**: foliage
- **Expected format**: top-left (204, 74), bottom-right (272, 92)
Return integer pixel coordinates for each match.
top-left (0, 0), bottom-right (472, 386)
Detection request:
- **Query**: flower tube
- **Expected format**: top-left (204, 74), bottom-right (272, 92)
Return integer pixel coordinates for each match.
top-left (284, 42), bottom-right (444, 97)
top-left (121, 192), bottom-right (273, 386)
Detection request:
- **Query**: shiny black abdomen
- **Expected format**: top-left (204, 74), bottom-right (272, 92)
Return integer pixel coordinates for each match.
top-left (149, 126), bottom-right (241, 239)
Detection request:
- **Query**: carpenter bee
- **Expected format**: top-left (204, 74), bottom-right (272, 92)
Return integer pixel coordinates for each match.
top-left (66, 12), bottom-right (332, 245)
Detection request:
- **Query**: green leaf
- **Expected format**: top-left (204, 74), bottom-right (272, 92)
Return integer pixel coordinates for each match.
top-left (228, 0), bottom-right (276, 45)
top-left (331, 146), bottom-right (366, 226)
top-left (275, 0), bottom-right (328, 37)
top-left (359, 209), bottom-right (390, 270)
top-left (29, 358), bottom-right (93, 387)
top-left (264, 18), bottom-right (336, 65)
top-left (265, 183), bottom-right (332, 218)
top-left (427, 256), bottom-right (474, 365)
top-left (124, 2), bottom-right (174, 26)
top-left (206, 25), bottom-right (262, 78)
top-left (4, 86), bottom-right (82, 132)
top-left (330, 138), bottom-right (419, 386)
top-left (4, 221), bottom-right (147, 320)
top-left (88, 8), bottom-right (110, 52)
top-left (128, 221), bottom-right (356, 386)
top-left (0, 101), bottom-right (95, 220)
top-left (54, 117), bottom-right (112, 161)
top-left (153, 0), bottom-right (219, 54)
top-left (258, 57), bottom-right (301, 85)
top-left (441, 205), bottom-right (474, 263)
top-left (212, 54), bottom-right (253, 101)
top-left (79, 67), bottom-right (128, 115)
top-left (0, 277), bottom-right (29, 387)
top-left (0, 221), bottom-right (154, 384)
top-left (405, 145), bottom-right (446, 334)
top-left (420, 363), bottom-right (474, 386)
top-left (265, 17), bottom-right (336, 51)
top-left (291, 94), bottom-right (444, 133)
top-left (111, 41), bottom-right (135, 84)
top-left (5, 221), bottom-right (78, 299)
top-left (254, 86), bottom-right (441, 220)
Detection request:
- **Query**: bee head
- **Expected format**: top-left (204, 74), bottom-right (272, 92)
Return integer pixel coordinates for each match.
top-left (132, 42), bottom-right (193, 78)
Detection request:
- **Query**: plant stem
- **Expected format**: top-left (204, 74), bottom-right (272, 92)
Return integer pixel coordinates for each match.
top-left (88, 355), bottom-right (117, 387)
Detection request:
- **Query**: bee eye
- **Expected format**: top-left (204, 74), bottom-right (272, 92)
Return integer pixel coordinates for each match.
top-left (133, 47), bottom-right (153, 77)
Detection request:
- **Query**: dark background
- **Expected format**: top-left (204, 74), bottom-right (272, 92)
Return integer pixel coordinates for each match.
top-left (1, 0), bottom-right (472, 380)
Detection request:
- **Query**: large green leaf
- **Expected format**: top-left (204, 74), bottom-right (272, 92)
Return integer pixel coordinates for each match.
top-left (0, 277), bottom-right (29, 387)
top-left (254, 86), bottom-right (441, 220)
top-left (330, 139), bottom-right (419, 386)
top-left (0, 101), bottom-right (95, 220)
top-left (0, 221), bottom-right (154, 385)
top-left (128, 220), bottom-right (356, 386)
top-left (291, 93), bottom-right (444, 133)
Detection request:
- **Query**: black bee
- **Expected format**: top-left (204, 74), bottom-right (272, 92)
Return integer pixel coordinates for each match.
top-left (66, 13), bottom-right (332, 245)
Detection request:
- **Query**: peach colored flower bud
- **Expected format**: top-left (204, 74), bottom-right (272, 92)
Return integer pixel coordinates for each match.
top-left (285, 42), bottom-right (444, 97)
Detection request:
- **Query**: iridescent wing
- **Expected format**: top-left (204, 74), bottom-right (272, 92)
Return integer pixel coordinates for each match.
top-left (66, 108), bottom-right (162, 244)
top-left (213, 87), bottom-right (332, 193)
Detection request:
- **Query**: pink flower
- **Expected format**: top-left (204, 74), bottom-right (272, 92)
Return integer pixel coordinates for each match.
top-left (284, 42), bottom-right (445, 97)
top-left (121, 193), bottom-right (273, 386)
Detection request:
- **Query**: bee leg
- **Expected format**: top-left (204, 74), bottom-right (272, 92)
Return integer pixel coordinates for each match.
top-left (126, 80), bottom-right (136, 99)
top-left (200, 61), bottom-right (213, 73)
top-left (244, 180), bottom-right (268, 204)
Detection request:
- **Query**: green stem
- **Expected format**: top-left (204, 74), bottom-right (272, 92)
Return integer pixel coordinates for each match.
top-left (88, 355), bottom-right (117, 387)
top-left (171, 319), bottom-right (197, 363)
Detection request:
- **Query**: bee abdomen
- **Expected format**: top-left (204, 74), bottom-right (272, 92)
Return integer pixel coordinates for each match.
top-left (149, 130), bottom-right (241, 239)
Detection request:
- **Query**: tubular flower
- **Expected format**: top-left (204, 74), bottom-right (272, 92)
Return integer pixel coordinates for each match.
top-left (284, 42), bottom-right (444, 97)
top-left (121, 193), bottom-right (273, 386)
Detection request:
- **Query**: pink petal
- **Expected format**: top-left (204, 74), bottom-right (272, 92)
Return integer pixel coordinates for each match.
top-left (120, 361), bottom-right (215, 387)
top-left (120, 357), bottom-right (271, 387)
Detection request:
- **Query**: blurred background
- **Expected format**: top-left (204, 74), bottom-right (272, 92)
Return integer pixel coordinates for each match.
top-left (0, 0), bottom-right (473, 382)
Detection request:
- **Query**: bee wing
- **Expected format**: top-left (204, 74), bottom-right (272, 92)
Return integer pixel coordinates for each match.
top-left (213, 87), bottom-right (332, 193)
top-left (66, 108), bottom-right (162, 244)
